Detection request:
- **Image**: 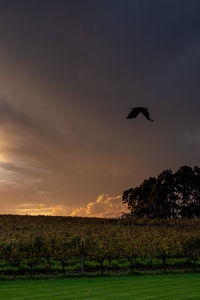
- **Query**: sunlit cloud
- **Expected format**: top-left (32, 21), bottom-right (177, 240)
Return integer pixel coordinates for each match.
top-left (5, 202), bottom-right (73, 216)
top-left (0, 194), bottom-right (127, 218)
top-left (0, 154), bottom-right (8, 163)
top-left (70, 194), bottom-right (128, 218)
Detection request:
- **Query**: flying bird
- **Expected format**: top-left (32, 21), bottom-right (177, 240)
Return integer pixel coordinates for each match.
top-left (126, 107), bottom-right (154, 121)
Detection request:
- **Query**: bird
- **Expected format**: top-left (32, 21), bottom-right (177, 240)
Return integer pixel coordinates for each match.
top-left (126, 107), bottom-right (154, 121)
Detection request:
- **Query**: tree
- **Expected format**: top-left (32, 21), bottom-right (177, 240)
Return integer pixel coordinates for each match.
top-left (122, 177), bottom-right (156, 218)
top-left (174, 166), bottom-right (200, 218)
top-left (148, 170), bottom-right (178, 219)
top-left (183, 235), bottom-right (200, 268)
top-left (122, 166), bottom-right (200, 219)
top-left (121, 227), bottom-right (144, 273)
top-left (54, 236), bottom-right (79, 274)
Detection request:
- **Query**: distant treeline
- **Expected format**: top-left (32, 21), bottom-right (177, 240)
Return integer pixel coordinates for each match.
top-left (122, 166), bottom-right (200, 219)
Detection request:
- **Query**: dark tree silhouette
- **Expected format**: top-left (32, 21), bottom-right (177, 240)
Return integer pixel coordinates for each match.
top-left (122, 166), bottom-right (200, 219)
top-left (122, 177), bottom-right (156, 218)
top-left (126, 107), bottom-right (154, 121)
top-left (174, 166), bottom-right (200, 218)
top-left (148, 170), bottom-right (178, 219)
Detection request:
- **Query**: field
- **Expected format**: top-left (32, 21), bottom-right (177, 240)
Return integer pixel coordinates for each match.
top-left (1, 215), bottom-right (200, 276)
top-left (1, 216), bottom-right (200, 299)
top-left (1, 274), bottom-right (200, 299)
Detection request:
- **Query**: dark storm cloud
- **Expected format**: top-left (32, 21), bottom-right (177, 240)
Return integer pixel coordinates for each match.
top-left (0, 96), bottom-right (38, 129)
top-left (0, 1), bottom-right (200, 215)
top-left (1, 0), bottom-right (200, 93)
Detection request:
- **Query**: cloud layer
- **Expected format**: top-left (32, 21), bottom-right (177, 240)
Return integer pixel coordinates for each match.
top-left (0, 1), bottom-right (200, 216)
top-left (0, 194), bottom-right (126, 218)
top-left (70, 194), bottom-right (127, 218)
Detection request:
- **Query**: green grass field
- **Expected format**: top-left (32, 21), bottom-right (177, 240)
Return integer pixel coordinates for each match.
top-left (1, 274), bottom-right (200, 300)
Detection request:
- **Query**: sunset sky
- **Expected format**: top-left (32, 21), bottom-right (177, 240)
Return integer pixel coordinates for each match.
top-left (0, 1), bottom-right (200, 217)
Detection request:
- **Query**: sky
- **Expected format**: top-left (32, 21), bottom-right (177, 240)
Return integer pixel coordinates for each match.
top-left (0, 0), bottom-right (200, 217)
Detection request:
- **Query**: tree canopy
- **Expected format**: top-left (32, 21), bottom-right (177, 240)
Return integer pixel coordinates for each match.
top-left (122, 166), bottom-right (200, 219)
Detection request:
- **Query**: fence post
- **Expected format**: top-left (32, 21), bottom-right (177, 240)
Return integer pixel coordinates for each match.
top-left (81, 240), bottom-right (85, 274)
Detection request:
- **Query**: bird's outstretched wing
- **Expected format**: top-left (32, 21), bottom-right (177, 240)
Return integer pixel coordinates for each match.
top-left (126, 107), bottom-right (154, 121)
top-left (140, 107), bottom-right (154, 121)
top-left (126, 108), bottom-right (140, 119)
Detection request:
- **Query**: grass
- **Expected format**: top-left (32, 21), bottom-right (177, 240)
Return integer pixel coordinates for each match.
top-left (1, 274), bottom-right (200, 299)
top-left (1, 257), bottom-right (199, 275)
